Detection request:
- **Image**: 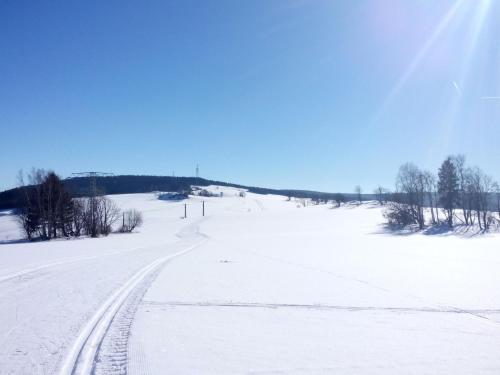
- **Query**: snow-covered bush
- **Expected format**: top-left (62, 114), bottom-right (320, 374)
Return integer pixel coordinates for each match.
top-left (383, 201), bottom-right (416, 227)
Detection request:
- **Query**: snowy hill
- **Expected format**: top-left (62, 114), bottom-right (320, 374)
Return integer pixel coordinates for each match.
top-left (0, 174), bottom-right (373, 210)
top-left (0, 188), bottom-right (499, 374)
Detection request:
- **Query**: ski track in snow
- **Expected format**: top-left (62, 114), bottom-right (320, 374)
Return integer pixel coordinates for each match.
top-left (236, 247), bottom-right (500, 327)
top-left (59, 222), bottom-right (208, 375)
top-left (0, 243), bottom-right (176, 285)
top-left (139, 300), bottom-right (500, 315)
top-left (3, 189), bottom-right (500, 374)
top-left (0, 198), bottom-right (210, 375)
top-left (241, 247), bottom-right (393, 293)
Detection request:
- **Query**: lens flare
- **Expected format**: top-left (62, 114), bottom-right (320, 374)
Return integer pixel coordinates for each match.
top-left (374, 0), bottom-right (465, 122)
top-left (440, 0), bottom-right (493, 151)
top-left (365, 0), bottom-right (494, 161)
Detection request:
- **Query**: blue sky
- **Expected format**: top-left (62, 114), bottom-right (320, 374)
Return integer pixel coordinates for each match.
top-left (1, 0), bottom-right (499, 193)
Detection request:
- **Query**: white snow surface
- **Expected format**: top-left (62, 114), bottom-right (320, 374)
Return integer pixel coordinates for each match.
top-left (0, 187), bottom-right (499, 374)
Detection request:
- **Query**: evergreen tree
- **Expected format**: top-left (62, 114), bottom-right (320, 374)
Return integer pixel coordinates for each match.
top-left (438, 157), bottom-right (459, 227)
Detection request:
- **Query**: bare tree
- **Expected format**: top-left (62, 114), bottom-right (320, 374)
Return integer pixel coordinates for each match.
top-left (451, 155), bottom-right (480, 226)
top-left (72, 199), bottom-right (85, 237)
top-left (120, 209), bottom-right (143, 233)
top-left (384, 156), bottom-right (498, 232)
top-left (374, 186), bottom-right (389, 205)
top-left (461, 168), bottom-right (476, 225)
top-left (397, 163), bottom-right (426, 229)
top-left (469, 167), bottom-right (496, 231)
top-left (27, 168), bottom-right (48, 239)
top-left (354, 186), bottom-right (362, 204)
top-left (97, 197), bottom-right (121, 235)
top-left (422, 171), bottom-right (437, 225)
top-left (16, 209), bottom-right (33, 241)
top-left (14, 169), bottom-right (143, 240)
top-left (82, 196), bottom-right (99, 237)
top-left (494, 182), bottom-right (500, 220)
top-left (16, 170), bottom-right (33, 240)
top-left (384, 164), bottom-right (427, 229)
top-left (333, 193), bottom-right (346, 207)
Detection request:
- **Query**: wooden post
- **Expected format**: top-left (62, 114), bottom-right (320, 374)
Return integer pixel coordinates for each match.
top-left (202, 201), bottom-right (205, 216)
top-left (184, 203), bottom-right (187, 219)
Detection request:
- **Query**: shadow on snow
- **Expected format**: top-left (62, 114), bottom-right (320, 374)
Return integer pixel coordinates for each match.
top-left (374, 222), bottom-right (492, 238)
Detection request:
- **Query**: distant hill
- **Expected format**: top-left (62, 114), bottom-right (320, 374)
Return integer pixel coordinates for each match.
top-left (0, 175), bottom-right (369, 210)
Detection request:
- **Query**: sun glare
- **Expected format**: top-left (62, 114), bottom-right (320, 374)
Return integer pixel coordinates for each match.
top-left (440, 0), bottom-right (493, 150)
top-left (373, 0), bottom-right (493, 123)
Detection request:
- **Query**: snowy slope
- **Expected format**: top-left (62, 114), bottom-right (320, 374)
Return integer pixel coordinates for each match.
top-left (0, 189), bottom-right (500, 374)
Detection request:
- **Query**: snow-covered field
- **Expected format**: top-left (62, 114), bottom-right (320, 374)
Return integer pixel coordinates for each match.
top-left (1, 187), bottom-right (500, 374)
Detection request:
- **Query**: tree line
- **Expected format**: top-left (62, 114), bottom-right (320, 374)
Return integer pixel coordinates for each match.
top-left (383, 155), bottom-right (499, 231)
top-left (17, 169), bottom-right (143, 241)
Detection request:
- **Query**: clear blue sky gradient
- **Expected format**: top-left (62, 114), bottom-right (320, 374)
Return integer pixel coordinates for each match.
top-left (1, 0), bottom-right (499, 192)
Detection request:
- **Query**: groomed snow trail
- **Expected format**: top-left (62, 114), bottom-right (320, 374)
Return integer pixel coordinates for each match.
top-left (0, 194), bottom-right (210, 375)
top-left (3, 189), bottom-right (500, 374)
top-left (60, 235), bottom-right (207, 375)
top-left (0, 244), bottom-right (171, 284)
